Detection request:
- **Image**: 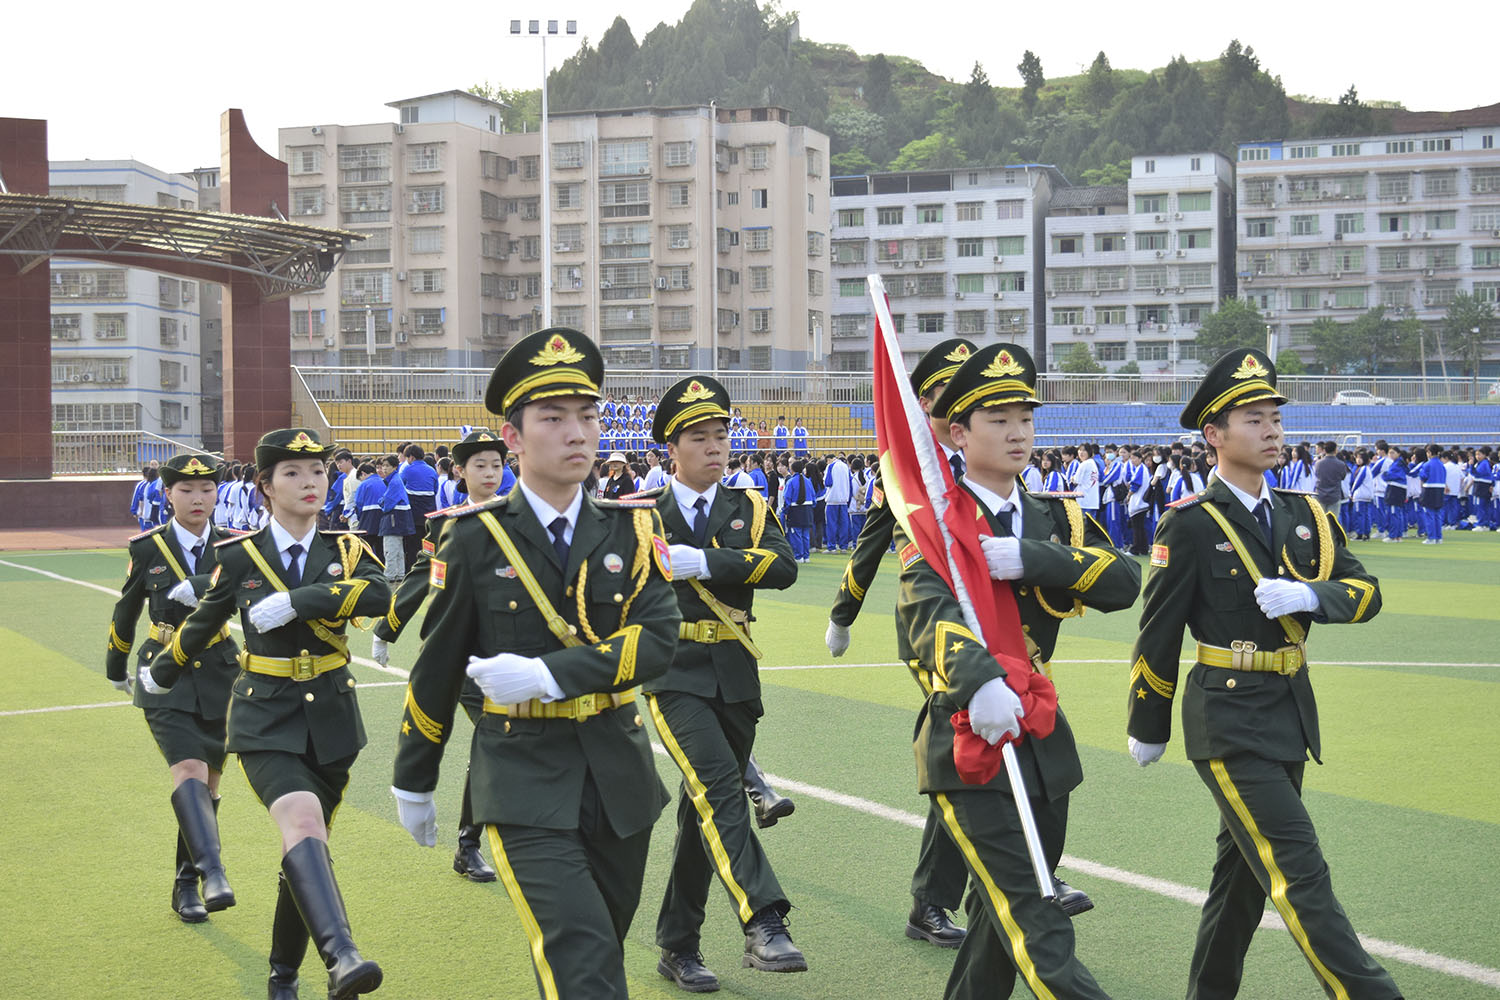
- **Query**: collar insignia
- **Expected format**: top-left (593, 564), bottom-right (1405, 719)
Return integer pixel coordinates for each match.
top-left (1231, 354), bottom-right (1271, 380)
top-left (529, 334), bottom-right (584, 366)
top-left (982, 350), bottom-right (1025, 378)
top-left (944, 345), bottom-right (971, 362)
top-left (678, 380), bottom-right (715, 403)
top-left (287, 432), bottom-right (320, 451)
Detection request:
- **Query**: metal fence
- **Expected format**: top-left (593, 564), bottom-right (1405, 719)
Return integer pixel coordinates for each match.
top-left (53, 431), bottom-right (221, 476)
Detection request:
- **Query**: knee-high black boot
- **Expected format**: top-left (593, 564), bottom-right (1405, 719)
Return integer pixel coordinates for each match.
top-left (171, 831), bottom-right (208, 923)
top-left (452, 771), bottom-right (496, 883)
top-left (742, 753), bottom-right (795, 829)
top-left (268, 873), bottom-right (309, 1000)
top-left (281, 838), bottom-right (382, 1000)
top-left (171, 779), bottom-right (235, 912)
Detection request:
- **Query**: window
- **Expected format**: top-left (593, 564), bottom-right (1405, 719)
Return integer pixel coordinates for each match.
top-left (995, 200), bottom-right (1024, 219)
top-left (1422, 138), bottom-right (1453, 152)
top-left (724, 191), bottom-right (739, 207)
top-left (831, 314), bottom-right (866, 339)
top-left (1053, 235), bottom-right (1082, 254)
top-left (1386, 140), bottom-right (1415, 154)
top-left (746, 229), bottom-right (771, 252)
top-left (1094, 267), bottom-right (1126, 291)
top-left (553, 142), bottom-right (584, 169)
top-left (876, 239), bottom-right (906, 262)
top-left (956, 274), bottom-right (986, 294)
top-left (1287, 145), bottom-right (1319, 159)
top-left (338, 144), bottom-right (390, 183)
top-left (749, 309), bottom-right (772, 333)
top-left (1472, 206), bottom-right (1500, 231)
top-left (409, 269), bottom-right (444, 293)
top-left (159, 317), bottom-right (179, 346)
top-left (808, 231), bottom-right (826, 257)
top-left (1179, 304), bottom-right (1209, 325)
top-left (344, 228), bottom-right (390, 264)
top-left (995, 235), bottom-right (1025, 256)
top-left (95, 314), bottom-right (126, 340)
top-left (1179, 264), bottom-right (1212, 287)
top-left (1050, 270), bottom-right (1083, 292)
top-left (915, 313), bottom-right (944, 333)
top-left (1096, 307), bottom-right (1126, 325)
top-left (1137, 342), bottom-right (1170, 361)
top-left (291, 187), bottom-right (324, 216)
top-left (1288, 288), bottom-right (1318, 310)
top-left (1427, 211), bottom-right (1456, 231)
top-left (1331, 143), bottom-right (1361, 157)
top-left (659, 306), bottom-right (693, 331)
top-left (838, 278), bottom-right (865, 297)
top-left (1136, 231), bottom-right (1168, 251)
top-left (1473, 281), bottom-right (1499, 303)
top-left (1377, 174), bottom-right (1410, 199)
top-left (599, 181), bottom-right (649, 218)
top-left (1135, 194), bottom-right (1165, 214)
top-left (807, 148), bottom-right (823, 177)
top-left (832, 240), bottom-right (866, 264)
top-left (288, 148), bottom-right (322, 175)
top-left (996, 272), bottom-right (1025, 292)
top-left (1473, 247), bottom-right (1500, 269)
top-left (407, 185), bottom-right (444, 214)
top-left (480, 192), bottom-right (505, 221)
top-left (1180, 229), bottom-right (1211, 249)
top-left (749, 266), bottom-right (771, 292)
top-left (407, 308), bottom-right (444, 336)
top-left (1427, 245), bottom-right (1457, 269)
top-left (555, 183), bottom-right (582, 210)
top-left (837, 209), bottom-right (865, 227)
top-left (956, 201), bottom-right (982, 221)
top-left (747, 146), bottom-right (769, 170)
top-left (917, 204), bottom-right (942, 224)
top-left (667, 183), bottom-right (691, 209)
top-left (878, 206), bottom-right (904, 225)
top-left (481, 231), bottom-right (508, 260)
top-left (553, 224), bottom-right (583, 251)
top-left (1334, 287), bottom-right (1367, 309)
top-left (1425, 171), bottom-right (1457, 198)
top-left (1291, 215), bottom-right (1319, 236)
top-left (957, 238), bottom-right (984, 258)
top-left (916, 238), bottom-right (943, 261)
top-left (1245, 217), bottom-right (1274, 238)
top-left (520, 155), bottom-right (540, 181)
top-left (519, 197), bottom-right (540, 221)
top-left (1238, 147), bottom-right (1270, 162)
top-left (1485, 136), bottom-right (1496, 150)
top-left (552, 264), bottom-right (583, 291)
top-left (1094, 233), bottom-right (1124, 253)
top-left (1096, 342), bottom-right (1126, 362)
top-left (750, 189), bottom-right (768, 209)
top-left (1335, 213), bottom-right (1364, 235)
top-left (1144, 159), bottom-right (1156, 174)
top-left (662, 265), bottom-right (693, 290)
top-left (341, 269), bottom-right (392, 304)
top-left (663, 141), bottom-right (693, 167)
top-left (1333, 246), bottom-right (1365, 272)
top-left (1052, 308), bottom-right (1083, 325)
top-left (1379, 213), bottom-right (1410, 233)
top-left (406, 144), bottom-right (443, 173)
top-left (1474, 169), bottom-right (1500, 195)
top-left (51, 314), bottom-right (81, 341)
top-left (1178, 191), bottom-right (1211, 212)
top-left (52, 268), bottom-right (125, 301)
top-left (807, 270), bottom-right (824, 296)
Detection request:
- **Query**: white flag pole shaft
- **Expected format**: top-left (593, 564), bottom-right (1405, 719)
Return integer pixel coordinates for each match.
top-left (868, 275), bottom-right (1054, 900)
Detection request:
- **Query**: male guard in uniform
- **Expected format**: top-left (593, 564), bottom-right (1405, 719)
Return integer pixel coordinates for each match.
top-left (895, 343), bottom-right (1140, 1000)
top-left (646, 375), bottom-right (805, 992)
top-left (390, 329), bottom-right (681, 1000)
top-left (1126, 349), bottom-right (1401, 1000)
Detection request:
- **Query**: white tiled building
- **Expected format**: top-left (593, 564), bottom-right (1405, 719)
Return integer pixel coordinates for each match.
top-left (1043, 153), bottom-right (1235, 373)
top-left (1235, 126), bottom-right (1500, 365)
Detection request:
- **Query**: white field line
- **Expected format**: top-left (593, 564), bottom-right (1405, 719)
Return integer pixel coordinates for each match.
top-left (8, 558), bottom-right (1499, 986)
top-left (762, 659), bottom-right (1500, 670)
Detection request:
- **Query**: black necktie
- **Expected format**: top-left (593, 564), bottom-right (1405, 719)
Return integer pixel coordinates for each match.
top-left (691, 497), bottom-right (709, 546)
top-left (284, 543), bottom-right (303, 587)
top-left (190, 542), bottom-right (205, 574)
top-left (548, 516), bottom-right (570, 569)
top-left (1255, 500), bottom-right (1274, 551)
top-left (949, 452), bottom-right (965, 481)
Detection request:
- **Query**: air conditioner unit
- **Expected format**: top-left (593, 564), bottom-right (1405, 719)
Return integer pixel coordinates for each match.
top-left (1422, 232), bottom-right (1431, 239)
top-left (396, 271), bottom-right (407, 281)
top-left (397, 332), bottom-right (408, 343)
top-left (1155, 287), bottom-right (1165, 295)
top-left (1091, 289), bottom-right (1101, 297)
top-left (1083, 325), bottom-right (1095, 334)
top-left (1071, 326), bottom-right (1080, 334)
top-left (600, 280), bottom-right (612, 289)
top-left (503, 291), bottom-right (517, 300)
top-left (637, 167), bottom-right (649, 175)
top-left (1402, 232), bottom-right (1412, 240)
top-left (1157, 323), bottom-right (1168, 332)
top-left (81, 372), bottom-right (95, 382)
top-left (395, 124), bottom-right (405, 134)
top-left (914, 260), bottom-right (925, 268)
top-left (892, 261), bottom-right (903, 269)
top-left (1154, 214), bottom-right (1164, 222)
top-left (1397, 195), bottom-right (1407, 203)
top-left (656, 277), bottom-right (669, 289)
top-left (554, 243), bottom-right (572, 252)
top-left (1424, 268), bottom-right (1435, 276)
top-left (1155, 250), bottom-right (1165, 258)
top-left (1264, 311), bottom-right (1276, 318)
top-left (993, 292), bottom-right (1004, 300)
top-left (323, 337), bottom-right (335, 348)
top-left (671, 240), bottom-right (690, 249)
top-left (1334, 271), bottom-right (1343, 278)
top-left (1047, 290), bottom-right (1057, 298)
top-left (1176, 286), bottom-right (1185, 294)
top-left (67, 374), bottom-right (81, 382)
top-left (1175, 249), bottom-right (1186, 258)
top-left (1334, 233), bottom-right (1344, 241)
top-left (1174, 212), bottom-right (1183, 220)
top-left (310, 126), bottom-right (322, 135)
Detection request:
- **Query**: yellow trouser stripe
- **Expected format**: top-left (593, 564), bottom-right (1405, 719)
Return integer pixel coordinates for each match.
top-left (935, 793), bottom-right (1056, 1000)
top-left (647, 694), bottom-right (754, 923)
top-left (486, 825), bottom-right (560, 1000)
top-left (1208, 759), bottom-right (1349, 1000)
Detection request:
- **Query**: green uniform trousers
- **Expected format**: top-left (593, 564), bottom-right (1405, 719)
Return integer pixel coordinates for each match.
top-left (649, 690), bottom-right (787, 951)
top-left (1188, 754), bottom-right (1401, 1000)
top-left (934, 789), bottom-right (1110, 1000)
top-left (487, 771), bottom-right (652, 1000)
top-left (914, 796), bottom-right (970, 911)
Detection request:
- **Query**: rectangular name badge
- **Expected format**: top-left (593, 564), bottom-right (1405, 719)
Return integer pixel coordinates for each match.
top-left (1150, 544), bottom-right (1169, 568)
top-left (900, 541), bottom-right (924, 569)
top-left (429, 559), bottom-right (447, 589)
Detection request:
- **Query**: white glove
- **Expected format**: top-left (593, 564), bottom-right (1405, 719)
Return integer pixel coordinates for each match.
top-left (825, 620), bottom-right (850, 658)
top-left (110, 676), bottom-right (133, 694)
top-left (981, 535), bottom-right (1024, 581)
top-left (167, 580), bottom-right (198, 608)
top-left (248, 592), bottom-right (296, 632)
top-left (391, 787), bottom-right (437, 847)
top-left (667, 544), bottom-right (706, 580)
top-left (465, 653), bottom-right (561, 705)
top-left (1253, 578), bottom-right (1320, 619)
top-left (967, 676), bottom-right (1025, 745)
top-left (138, 664), bottom-right (166, 695)
top-left (1128, 737), bottom-right (1166, 767)
top-left (371, 636), bottom-right (390, 667)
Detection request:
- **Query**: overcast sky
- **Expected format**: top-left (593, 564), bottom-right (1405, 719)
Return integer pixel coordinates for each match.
top-left (6, 0), bottom-right (1495, 177)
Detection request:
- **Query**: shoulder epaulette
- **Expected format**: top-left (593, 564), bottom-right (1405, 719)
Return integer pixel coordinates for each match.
top-left (127, 523), bottom-right (169, 542)
top-left (426, 503), bottom-right (467, 519)
top-left (1031, 490), bottom-right (1082, 500)
top-left (446, 496), bottom-right (507, 520)
top-left (213, 528), bottom-right (261, 547)
top-left (596, 495), bottom-right (660, 509)
top-left (1167, 490), bottom-right (1210, 509)
top-left (1272, 487), bottom-right (1316, 497)
top-left (620, 486), bottom-right (670, 501)
top-left (319, 528), bottom-right (371, 536)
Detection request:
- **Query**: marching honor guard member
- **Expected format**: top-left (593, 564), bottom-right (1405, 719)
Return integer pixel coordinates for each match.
top-left (107, 452), bottom-right (242, 924)
top-left (895, 343), bottom-right (1140, 1000)
top-left (1126, 349), bottom-right (1401, 1000)
top-left (389, 328), bottom-right (681, 1000)
top-left (145, 428), bottom-right (391, 1000)
top-left (372, 429), bottom-right (512, 884)
top-left (646, 376), bottom-right (804, 992)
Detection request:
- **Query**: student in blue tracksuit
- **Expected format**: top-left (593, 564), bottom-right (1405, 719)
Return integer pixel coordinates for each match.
top-left (809, 459), bottom-right (827, 552)
top-left (144, 471), bottom-right (168, 526)
top-left (1380, 446), bottom-right (1409, 541)
top-left (1473, 449), bottom-right (1495, 530)
top-left (1100, 449), bottom-right (1127, 548)
top-left (322, 450), bottom-right (354, 529)
top-left (773, 417), bottom-right (790, 452)
top-left (1417, 445), bottom-right (1447, 544)
top-left (792, 419), bottom-right (809, 459)
top-left (376, 454), bottom-right (413, 580)
top-left (131, 467), bottom-right (155, 531)
top-left (780, 460), bottom-right (814, 561)
top-left (823, 453), bottom-right (853, 551)
top-left (1348, 451), bottom-right (1375, 540)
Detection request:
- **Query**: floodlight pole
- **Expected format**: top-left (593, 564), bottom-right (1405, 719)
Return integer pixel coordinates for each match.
top-left (511, 17), bottom-right (577, 328)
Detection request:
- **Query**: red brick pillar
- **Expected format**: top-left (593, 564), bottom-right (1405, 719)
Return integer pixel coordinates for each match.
top-left (219, 109), bottom-right (293, 463)
top-left (0, 117), bottom-right (54, 480)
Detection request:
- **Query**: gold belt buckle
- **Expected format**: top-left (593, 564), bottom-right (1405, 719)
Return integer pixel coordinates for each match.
top-left (694, 622), bottom-right (718, 643)
top-left (1228, 639), bottom-right (1257, 671)
top-left (289, 654), bottom-right (317, 682)
top-left (158, 623), bottom-right (174, 647)
top-left (573, 693), bottom-right (598, 719)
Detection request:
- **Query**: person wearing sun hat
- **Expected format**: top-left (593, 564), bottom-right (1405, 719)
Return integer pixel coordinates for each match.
top-left (1126, 348), bottom-right (1399, 1000)
top-left (892, 342), bottom-right (1140, 1000)
top-left (390, 328), bottom-right (682, 1000)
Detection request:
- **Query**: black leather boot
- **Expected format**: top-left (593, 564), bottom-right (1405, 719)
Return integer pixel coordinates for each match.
top-left (171, 779), bottom-right (235, 912)
top-left (742, 754), bottom-right (795, 829)
top-left (268, 873), bottom-right (309, 1000)
top-left (281, 838), bottom-right (382, 1000)
top-left (453, 826), bottom-right (497, 882)
top-left (1054, 878), bottom-right (1094, 917)
top-left (905, 898), bottom-right (966, 948)
top-left (171, 831), bottom-right (208, 923)
top-left (742, 906), bottom-right (807, 972)
top-left (657, 948), bottom-right (721, 992)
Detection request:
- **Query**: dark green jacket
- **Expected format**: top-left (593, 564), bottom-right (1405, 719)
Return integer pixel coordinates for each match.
top-left (1127, 479), bottom-right (1380, 763)
top-left (897, 485), bottom-right (1140, 800)
top-left (392, 488), bottom-right (681, 837)
top-left (374, 510), bottom-right (446, 642)
top-left (829, 475), bottom-right (919, 663)
top-left (107, 522), bottom-right (240, 717)
top-left (148, 527), bottom-right (391, 762)
top-left (648, 482), bottom-right (797, 703)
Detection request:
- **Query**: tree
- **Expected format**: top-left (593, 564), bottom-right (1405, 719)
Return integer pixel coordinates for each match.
top-left (1275, 350), bottom-right (1307, 375)
top-left (1058, 343), bottom-right (1104, 374)
top-left (830, 147), bottom-right (879, 175)
top-left (889, 132), bottom-right (961, 170)
top-left (1312, 85), bottom-right (1375, 138)
top-left (1444, 292), bottom-right (1498, 396)
top-left (1193, 297), bottom-right (1267, 360)
top-left (1308, 317), bottom-right (1357, 373)
top-left (1079, 159), bottom-right (1129, 186)
top-left (1017, 50), bottom-right (1044, 115)
top-left (864, 53), bottom-right (893, 113)
top-left (468, 82), bottom-right (540, 132)
top-left (1082, 51), bottom-right (1116, 112)
top-left (1116, 360), bottom-right (1141, 374)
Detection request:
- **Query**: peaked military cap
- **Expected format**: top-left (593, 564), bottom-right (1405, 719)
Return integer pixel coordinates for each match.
top-left (653, 374), bottom-right (732, 442)
top-left (910, 338), bottom-right (977, 398)
top-left (485, 327), bottom-right (604, 417)
top-left (159, 452), bottom-right (222, 486)
top-left (254, 428), bottom-right (331, 469)
top-left (451, 428), bottom-right (506, 465)
top-left (939, 342), bottom-right (1040, 421)
top-left (1180, 348), bottom-right (1289, 430)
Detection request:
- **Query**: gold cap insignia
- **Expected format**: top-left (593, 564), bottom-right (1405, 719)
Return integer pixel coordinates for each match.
top-left (530, 334), bottom-right (584, 367)
top-left (944, 345), bottom-right (971, 362)
top-left (678, 380), bottom-right (715, 403)
top-left (1231, 354), bottom-right (1271, 380)
top-left (982, 350), bottom-right (1025, 378)
top-left (181, 457), bottom-right (213, 474)
top-left (477, 432), bottom-right (494, 441)
top-left (287, 432), bottom-right (320, 451)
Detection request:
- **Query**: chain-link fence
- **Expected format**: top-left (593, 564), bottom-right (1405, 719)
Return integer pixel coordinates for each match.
top-left (53, 431), bottom-right (222, 475)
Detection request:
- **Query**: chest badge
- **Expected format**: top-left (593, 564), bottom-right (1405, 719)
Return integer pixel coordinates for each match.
top-left (242, 579), bottom-right (262, 590)
top-left (730, 518), bottom-right (745, 530)
top-left (603, 553), bottom-right (624, 573)
top-left (495, 566), bottom-right (518, 579)
top-left (149, 565), bottom-right (167, 575)
top-left (1295, 525), bottom-right (1312, 540)
top-left (1215, 541), bottom-right (1234, 552)
top-left (327, 564), bottom-right (342, 577)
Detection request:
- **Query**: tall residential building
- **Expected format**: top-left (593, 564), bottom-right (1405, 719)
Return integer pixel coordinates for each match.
top-left (1043, 152), bottom-right (1235, 373)
top-left (48, 160), bottom-right (205, 446)
top-left (1235, 126), bottom-right (1500, 367)
top-left (188, 166), bottom-right (225, 452)
top-left (828, 166), bottom-right (1063, 371)
top-left (280, 95), bottom-right (830, 372)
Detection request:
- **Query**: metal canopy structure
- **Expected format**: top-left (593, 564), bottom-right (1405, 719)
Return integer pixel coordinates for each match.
top-left (0, 192), bottom-right (360, 301)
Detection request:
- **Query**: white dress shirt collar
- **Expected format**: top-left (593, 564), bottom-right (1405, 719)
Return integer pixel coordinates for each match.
top-left (171, 519), bottom-right (212, 568)
top-left (963, 476), bottom-right (1024, 535)
top-left (518, 480), bottom-right (583, 544)
top-left (267, 518), bottom-right (317, 572)
top-left (1217, 471), bottom-right (1274, 514)
top-left (670, 476), bottom-right (718, 526)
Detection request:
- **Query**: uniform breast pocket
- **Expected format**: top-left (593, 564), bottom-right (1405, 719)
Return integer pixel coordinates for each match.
top-left (482, 582), bottom-right (545, 653)
top-left (584, 573), bottom-right (628, 631)
top-left (1282, 537), bottom-right (1322, 581)
top-left (144, 573), bottom-right (176, 615)
top-left (1205, 557), bottom-right (1251, 611)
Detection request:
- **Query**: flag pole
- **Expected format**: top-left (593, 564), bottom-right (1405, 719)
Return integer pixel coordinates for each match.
top-left (868, 274), bottom-right (1054, 900)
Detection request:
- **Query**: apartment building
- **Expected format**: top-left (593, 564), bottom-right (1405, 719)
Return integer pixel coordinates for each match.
top-left (828, 166), bottom-right (1063, 371)
top-left (280, 95), bottom-right (830, 372)
top-left (1236, 126), bottom-right (1500, 366)
top-left (1043, 152), bottom-right (1235, 373)
top-left (48, 160), bottom-right (205, 445)
top-left (188, 166), bottom-right (224, 451)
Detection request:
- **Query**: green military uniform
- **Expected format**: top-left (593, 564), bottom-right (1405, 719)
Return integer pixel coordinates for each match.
top-left (644, 376), bottom-right (803, 976)
top-left (391, 329), bottom-right (681, 1000)
top-left (894, 343), bottom-right (1140, 1000)
top-left (1127, 349), bottom-right (1400, 1000)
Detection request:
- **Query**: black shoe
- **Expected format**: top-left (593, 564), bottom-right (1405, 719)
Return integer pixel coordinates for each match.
top-left (742, 906), bottom-right (807, 972)
top-left (171, 832), bottom-right (208, 924)
top-left (656, 949), bottom-right (721, 993)
top-left (268, 873), bottom-right (309, 1000)
top-left (743, 755), bottom-right (795, 829)
top-left (1054, 879), bottom-right (1094, 918)
top-left (904, 900), bottom-right (965, 948)
top-left (281, 838), bottom-right (382, 1000)
top-left (453, 826), bottom-right (497, 883)
top-left (172, 779), bottom-right (235, 913)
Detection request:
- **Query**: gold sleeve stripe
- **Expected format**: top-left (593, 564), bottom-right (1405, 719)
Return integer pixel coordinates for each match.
top-left (385, 597), bottom-right (402, 634)
top-left (1130, 656), bottom-right (1175, 699)
top-left (1339, 578), bottom-right (1376, 622)
top-left (402, 686), bottom-right (443, 743)
top-left (108, 623), bottom-right (132, 653)
top-left (608, 623), bottom-right (643, 686)
top-left (1073, 547), bottom-right (1117, 592)
top-left (171, 629), bottom-right (188, 667)
top-left (933, 621), bottom-right (981, 687)
top-left (335, 579), bottom-right (369, 620)
top-left (743, 548), bottom-right (778, 585)
top-left (841, 564), bottom-right (866, 602)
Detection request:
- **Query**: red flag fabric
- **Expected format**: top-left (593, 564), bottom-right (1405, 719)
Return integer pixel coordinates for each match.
top-left (869, 282), bottom-right (1057, 761)
top-left (950, 710), bottom-right (1005, 784)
